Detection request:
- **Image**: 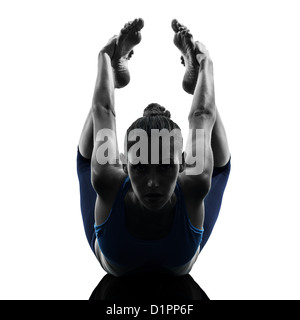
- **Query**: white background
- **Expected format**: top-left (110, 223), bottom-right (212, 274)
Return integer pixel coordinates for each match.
top-left (1, 0), bottom-right (300, 300)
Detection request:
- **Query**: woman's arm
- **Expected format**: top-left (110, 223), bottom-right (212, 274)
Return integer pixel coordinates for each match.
top-left (178, 43), bottom-right (217, 229)
top-left (91, 52), bottom-right (126, 196)
top-left (185, 42), bottom-right (216, 185)
top-left (188, 42), bottom-right (230, 170)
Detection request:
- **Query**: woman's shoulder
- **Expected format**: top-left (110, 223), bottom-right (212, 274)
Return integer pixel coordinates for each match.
top-left (177, 173), bottom-right (209, 199)
top-left (94, 171), bottom-right (129, 225)
top-left (177, 175), bottom-right (206, 230)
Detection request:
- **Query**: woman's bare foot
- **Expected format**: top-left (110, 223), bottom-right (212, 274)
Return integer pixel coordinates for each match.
top-left (171, 19), bottom-right (199, 95)
top-left (101, 18), bottom-right (144, 89)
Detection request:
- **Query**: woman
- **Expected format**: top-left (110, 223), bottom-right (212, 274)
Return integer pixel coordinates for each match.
top-left (77, 18), bottom-right (231, 276)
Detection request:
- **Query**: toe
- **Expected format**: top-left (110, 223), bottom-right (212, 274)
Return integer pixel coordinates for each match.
top-left (185, 31), bottom-right (193, 39)
top-left (171, 19), bottom-right (179, 32)
top-left (179, 30), bottom-right (186, 40)
top-left (176, 20), bottom-right (187, 30)
top-left (121, 23), bottom-right (130, 34)
top-left (130, 19), bottom-right (137, 29)
top-left (135, 18), bottom-right (144, 30)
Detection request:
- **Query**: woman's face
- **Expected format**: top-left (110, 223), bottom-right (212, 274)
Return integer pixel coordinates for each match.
top-left (125, 141), bottom-right (184, 211)
top-left (127, 161), bottom-right (180, 211)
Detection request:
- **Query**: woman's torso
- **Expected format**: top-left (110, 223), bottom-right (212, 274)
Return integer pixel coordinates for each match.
top-left (94, 176), bottom-right (204, 276)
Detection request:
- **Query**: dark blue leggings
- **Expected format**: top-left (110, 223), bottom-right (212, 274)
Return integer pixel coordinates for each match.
top-left (76, 148), bottom-right (231, 254)
top-left (200, 160), bottom-right (231, 250)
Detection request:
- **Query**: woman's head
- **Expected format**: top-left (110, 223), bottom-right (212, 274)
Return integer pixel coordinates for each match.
top-left (124, 103), bottom-right (183, 156)
top-left (121, 103), bottom-right (185, 211)
top-left (126, 103), bottom-right (175, 135)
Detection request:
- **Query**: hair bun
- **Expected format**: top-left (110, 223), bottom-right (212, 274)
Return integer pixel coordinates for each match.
top-left (143, 103), bottom-right (171, 118)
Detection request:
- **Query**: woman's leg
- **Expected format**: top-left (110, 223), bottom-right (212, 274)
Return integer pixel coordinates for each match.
top-left (77, 148), bottom-right (97, 252)
top-left (172, 19), bottom-right (231, 249)
top-left (79, 108), bottom-right (93, 159)
top-left (77, 18), bottom-right (144, 253)
top-left (77, 46), bottom-right (117, 253)
top-left (201, 159), bottom-right (231, 250)
top-left (78, 18), bottom-right (144, 160)
top-left (172, 19), bottom-right (230, 167)
top-left (211, 108), bottom-right (230, 167)
top-left (201, 106), bottom-right (231, 250)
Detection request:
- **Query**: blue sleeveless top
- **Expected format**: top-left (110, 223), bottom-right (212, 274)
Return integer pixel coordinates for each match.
top-left (94, 177), bottom-right (204, 275)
